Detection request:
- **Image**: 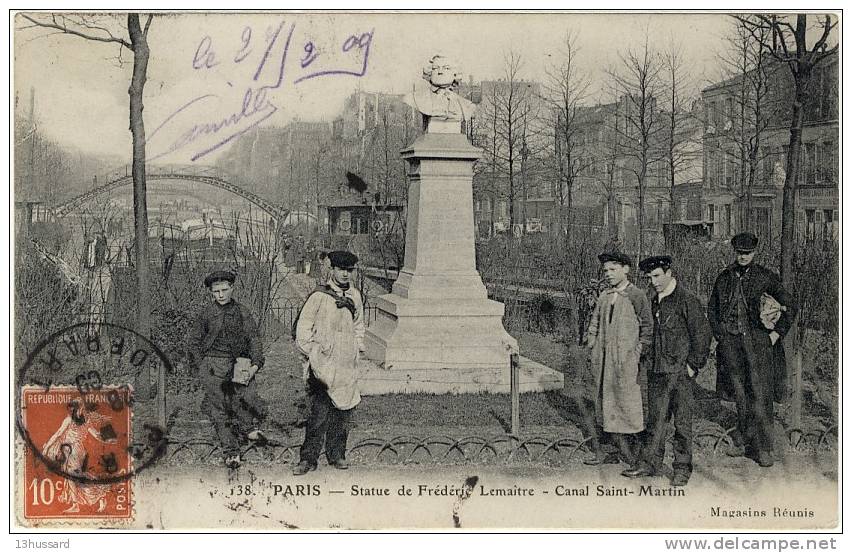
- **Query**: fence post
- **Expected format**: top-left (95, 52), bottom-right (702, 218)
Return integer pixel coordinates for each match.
top-left (510, 352), bottom-right (520, 435)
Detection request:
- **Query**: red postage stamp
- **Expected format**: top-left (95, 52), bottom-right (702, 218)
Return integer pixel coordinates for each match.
top-left (22, 386), bottom-right (133, 520)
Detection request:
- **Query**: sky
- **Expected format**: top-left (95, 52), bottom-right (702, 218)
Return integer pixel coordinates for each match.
top-left (13, 12), bottom-right (769, 164)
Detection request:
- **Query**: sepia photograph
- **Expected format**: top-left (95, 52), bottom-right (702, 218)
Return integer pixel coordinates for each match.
top-left (9, 8), bottom-right (841, 532)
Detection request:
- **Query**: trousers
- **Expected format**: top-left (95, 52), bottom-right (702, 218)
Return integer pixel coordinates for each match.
top-left (299, 373), bottom-right (354, 465)
top-left (717, 333), bottom-right (775, 454)
top-left (641, 372), bottom-right (694, 475)
top-left (199, 356), bottom-right (268, 457)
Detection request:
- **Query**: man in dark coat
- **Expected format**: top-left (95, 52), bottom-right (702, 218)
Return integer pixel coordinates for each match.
top-left (622, 256), bottom-right (712, 486)
top-left (708, 233), bottom-right (798, 467)
top-left (191, 270), bottom-right (268, 469)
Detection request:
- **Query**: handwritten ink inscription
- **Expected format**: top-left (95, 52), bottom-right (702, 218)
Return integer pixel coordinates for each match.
top-left (149, 20), bottom-right (374, 162)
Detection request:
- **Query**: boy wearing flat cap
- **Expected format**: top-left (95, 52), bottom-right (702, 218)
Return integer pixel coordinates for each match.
top-left (585, 252), bottom-right (653, 466)
top-left (192, 270), bottom-right (267, 469)
top-left (709, 232), bottom-right (797, 467)
top-left (293, 250), bottom-right (365, 475)
top-left (622, 256), bottom-right (711, 486)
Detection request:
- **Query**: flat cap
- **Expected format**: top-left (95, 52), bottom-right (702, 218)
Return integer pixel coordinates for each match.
top-left (204, 270), bottom-right (236, 288)
top-left (731, 232), bottom-right (758, 252)
top-left (639, 255), bottom-right (673, 273)
top-left (598, 251), bottom-right (632, 267)
top-left (328, 250), bottom-right (359, 269)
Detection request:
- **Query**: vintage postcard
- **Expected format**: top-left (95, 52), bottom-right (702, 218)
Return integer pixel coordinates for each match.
top-left (11, 10), bottom-right (840, 531)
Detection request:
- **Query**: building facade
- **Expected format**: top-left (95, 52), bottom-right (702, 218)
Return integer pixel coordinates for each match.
top-left (699, 50), bottom-right (838, 247)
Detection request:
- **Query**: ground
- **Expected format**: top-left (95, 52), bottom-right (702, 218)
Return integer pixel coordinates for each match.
top-left (162, 331), bottom-right (837, 479)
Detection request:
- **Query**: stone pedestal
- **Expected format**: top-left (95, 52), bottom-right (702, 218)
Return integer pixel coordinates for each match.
top-left (364, 133), bottom-right (562, 394)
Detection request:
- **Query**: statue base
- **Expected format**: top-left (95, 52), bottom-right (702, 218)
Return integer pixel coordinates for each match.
top-left (362, 131), bottom-right (563, 394)
top-left (356, 356), bottom-right (563, 395)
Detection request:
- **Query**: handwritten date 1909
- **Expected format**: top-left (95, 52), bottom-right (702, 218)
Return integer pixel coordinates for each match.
top-left (191, 21), bottom-right (373, 84)
top-left (149, 20), bottom-right (373, 163)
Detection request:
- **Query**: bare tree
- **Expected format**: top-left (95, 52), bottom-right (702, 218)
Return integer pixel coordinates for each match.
top-left (735, 13), bottom-right (838, 429)
top-left (471, 92), bottom-right (503, 237)
top-left (660, 37), bottom-right (698, 227)
top-left (544, 30), bottom-right (591, 243)
top-left (477, 51), bottom-right (541, 236)
top-left (735, 13), bottom-right (837, 286)
top-left (716, 17), bottom-right (779, 231)
top-left (606, 32), bottom-right (666, 261)
top-left (20, 13), bottom-right (155, 339)
top-left (591, 110), bottom-right (622, 240)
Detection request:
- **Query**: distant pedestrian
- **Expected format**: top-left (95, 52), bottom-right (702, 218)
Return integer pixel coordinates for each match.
top-left (622, 256), bottom-right (711, 487)
top-left (191, 270), bottom-right (268, 469)
top-left (708, 233), bottom-right (797, 467)
top-left (585, 252), bottom-right (653, 466)
top-left (293, 251), bottom-right (365, 475)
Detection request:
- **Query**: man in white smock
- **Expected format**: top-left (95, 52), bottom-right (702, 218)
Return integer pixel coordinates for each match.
top-left (293, 250), bottom-right (365, 475)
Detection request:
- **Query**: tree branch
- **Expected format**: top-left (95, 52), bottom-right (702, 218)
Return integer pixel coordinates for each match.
top-left (20, 13), bottom-right (132, 50)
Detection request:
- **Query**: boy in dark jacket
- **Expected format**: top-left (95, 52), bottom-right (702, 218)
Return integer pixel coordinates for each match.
top-left (622, 256), bottom-right (712, 486)
top-left (192, 270), bottom-right (267, 469)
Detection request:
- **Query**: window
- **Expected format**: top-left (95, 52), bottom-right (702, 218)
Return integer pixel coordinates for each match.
top-left (752, 207), bottom-right (771, 245)
top-left (803, 143), bottom-right (816, 184)
top-left (724, 204), bottom-right (732, 236)
top-left (723, 151), bottom-right (734, 187)
top-left (707, 101), bottom-right (717, 131)
top-left (821, 64), bottom-right (837, 119)
top-left (687, 198), bottom-right (702, 221)
top-left (707, 203), bottom-right (716, 235)
top-left (805, 209), bottom-right (816, 240)
top-left (823, 209), bottom-right (834, 244)
top-left (820, 141), bottom-right (836, 183)
top-left (725, 97), bottom-right (734, 124)
top-left (762, 149), bottom-right (774, 185)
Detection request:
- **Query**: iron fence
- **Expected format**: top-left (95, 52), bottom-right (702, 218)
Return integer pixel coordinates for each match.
top-left (162, 418), bottom-right (837, 467)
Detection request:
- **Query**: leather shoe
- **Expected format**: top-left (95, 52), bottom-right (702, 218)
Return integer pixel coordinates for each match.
top-left (292, 461), bottom-right (317, 476)
top-left (584, 453), bottom-right (620, 466)
top-left (621, 463), bottom-right (656, 478)
top-left (671, 473), bottom-right (690, 487)
top-left (329, 458), bottom-right (349, 470)
top-left (756, 451), bottom-right (774, 467)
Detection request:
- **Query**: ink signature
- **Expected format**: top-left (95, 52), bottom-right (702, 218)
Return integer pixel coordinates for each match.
top-left (148, 20), bottom-right (373, 162)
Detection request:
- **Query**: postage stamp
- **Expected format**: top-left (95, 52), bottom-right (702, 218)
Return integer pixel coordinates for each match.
top-left (22, 386), bottom-right (133, 519)
top-left (15, 323), bottom-right (171, 525)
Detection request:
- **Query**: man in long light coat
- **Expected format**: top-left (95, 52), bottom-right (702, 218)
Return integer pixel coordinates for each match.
top-left (585, 252), bottom-right (653, 466)
top-left (293, 250), bottom-right (365, 475)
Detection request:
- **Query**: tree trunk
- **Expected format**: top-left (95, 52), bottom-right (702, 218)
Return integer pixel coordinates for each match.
top-left (637, 170), bottom-right (645, 265)
top-left (566, 177), bottom-right (574, 243)
top-left (554, 172), bottom-right (565, 245)
top-left (781, 79), bottom-right (806, 430)
top-left (780, 85), bottom-right (804, 287)
top-left (127, 14), bottom-right (150, 339)
top-left (508, 160), bottom-right (515, 235)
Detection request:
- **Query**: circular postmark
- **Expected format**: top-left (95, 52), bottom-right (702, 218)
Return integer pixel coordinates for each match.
top-left (16, 322), bottom-right (173, 485)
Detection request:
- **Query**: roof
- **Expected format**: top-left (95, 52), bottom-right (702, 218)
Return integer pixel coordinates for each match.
top-left (702, 73), bottom-right (745, 94)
